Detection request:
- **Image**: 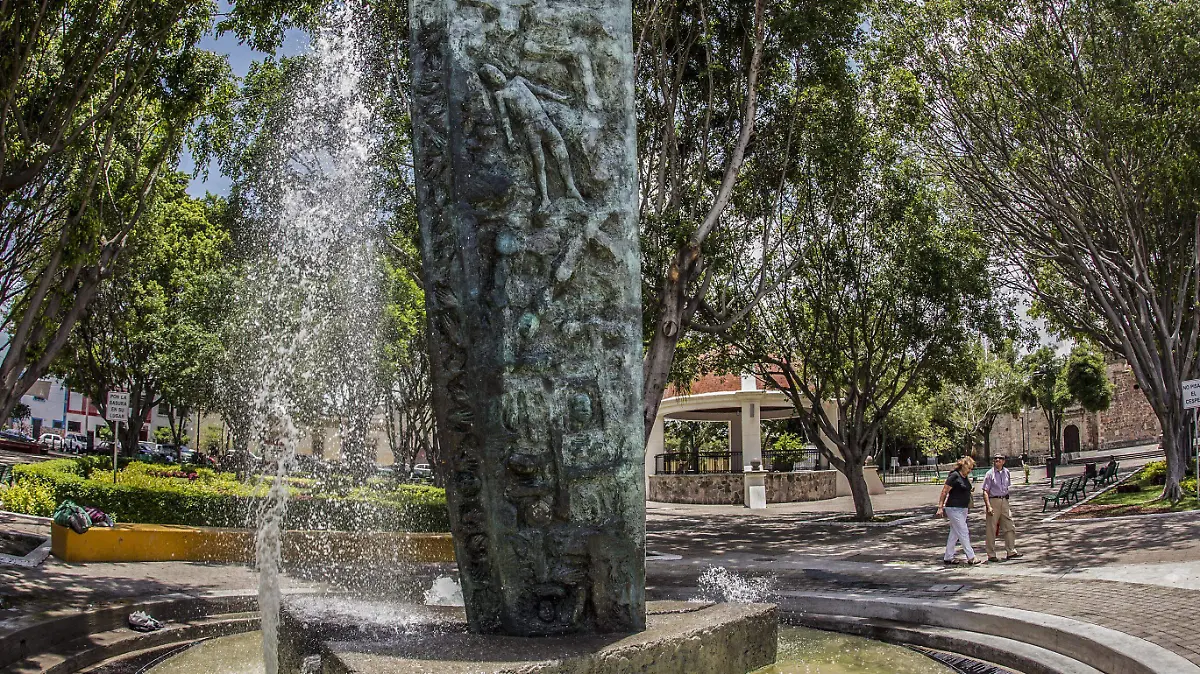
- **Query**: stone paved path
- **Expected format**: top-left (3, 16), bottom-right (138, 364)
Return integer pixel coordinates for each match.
top-left (645, 468), bottom-right (1200, 665)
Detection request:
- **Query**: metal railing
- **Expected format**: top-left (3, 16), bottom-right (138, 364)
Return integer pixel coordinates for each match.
top-left (761, 448), bottom-right (822, 472)
top-left (881, 466), bottom-right (945, 486)
top-left (655, 451), bottom-right (743, 475)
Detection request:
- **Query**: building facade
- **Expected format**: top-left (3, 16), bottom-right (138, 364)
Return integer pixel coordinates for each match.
top-left (988, 358), bottom-right (1161, 458)
top-left (10, 377), bottom-right (173, 444)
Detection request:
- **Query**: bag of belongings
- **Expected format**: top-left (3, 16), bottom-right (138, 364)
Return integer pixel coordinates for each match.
top-left (52, 500), bottom-right (92, 534)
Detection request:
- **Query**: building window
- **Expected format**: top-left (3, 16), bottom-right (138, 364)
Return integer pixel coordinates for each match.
top-left (52, 420), bottom-right (64, 429)
top-left (67, 421), bottom-right (81, 432)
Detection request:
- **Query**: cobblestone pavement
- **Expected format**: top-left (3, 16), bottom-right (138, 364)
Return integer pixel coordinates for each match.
top-left (646, 468), bottom-right (1200, 664)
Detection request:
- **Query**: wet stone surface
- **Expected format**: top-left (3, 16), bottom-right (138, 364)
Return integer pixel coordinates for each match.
top-left (278, 598), bottom-right (776, 674)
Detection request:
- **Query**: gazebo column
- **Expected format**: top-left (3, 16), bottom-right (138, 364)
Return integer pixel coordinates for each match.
top-left (729, 415), bottom-right (744, 466)
top-left (740, 402), bottom-right (763, 470)
top-left (645, 416), bottom-right (665, 489)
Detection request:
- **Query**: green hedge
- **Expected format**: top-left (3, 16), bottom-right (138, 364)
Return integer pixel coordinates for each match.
top-left (9, 458), bottom-right (449, 532)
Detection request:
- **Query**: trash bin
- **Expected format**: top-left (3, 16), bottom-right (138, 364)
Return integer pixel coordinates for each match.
top-left (1085, 462), bottom-right (1098, 480)
top-left (1046, 455), bottom-right (1058, 484)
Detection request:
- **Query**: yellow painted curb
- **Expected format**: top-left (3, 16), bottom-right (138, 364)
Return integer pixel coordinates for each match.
top-left (51, 523), bottom-right (455, 564)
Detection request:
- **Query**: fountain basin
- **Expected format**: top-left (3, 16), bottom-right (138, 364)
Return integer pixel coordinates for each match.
top-left (278, 598), bottom-right (777, 674)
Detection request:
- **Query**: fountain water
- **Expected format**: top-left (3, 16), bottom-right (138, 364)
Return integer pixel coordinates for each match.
top-left (228, 3), bottom-right (385, 672)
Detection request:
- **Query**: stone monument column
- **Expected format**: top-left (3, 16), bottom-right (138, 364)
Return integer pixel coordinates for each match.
top-left (409, 0), bottom-right (646, 636)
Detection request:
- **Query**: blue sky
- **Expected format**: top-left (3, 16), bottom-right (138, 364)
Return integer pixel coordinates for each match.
top-left (181, 28), bottom-right (311, 198)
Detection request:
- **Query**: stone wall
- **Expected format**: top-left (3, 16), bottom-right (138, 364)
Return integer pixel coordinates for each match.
top-left (766, 471), bottom-right (839, 502)
top-left (988, 360), bottom-right (1161, 458)
top-left (648, 471), bottom-right (838, 505)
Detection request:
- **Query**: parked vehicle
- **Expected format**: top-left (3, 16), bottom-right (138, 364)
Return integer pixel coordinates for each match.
top-left (156, 444), bottom-right (194, 463)
top-left (136, 441), bottom-right (170, 463)
top-left (0, 429), bottom-right (44, 454)
top-left (410, 463), bottom-right (434, 480)
top-left (64, 433), bottom-right (89, 453)
top-left (38, 433), bottom-right (65, 452)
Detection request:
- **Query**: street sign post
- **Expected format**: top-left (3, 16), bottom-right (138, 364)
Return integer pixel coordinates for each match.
top-left (1184, 380), bottom-right (1200, 499)
top-left (105, 391), bottom-right (129, 422)
top-left (105, 392), bottom-right (130, 483)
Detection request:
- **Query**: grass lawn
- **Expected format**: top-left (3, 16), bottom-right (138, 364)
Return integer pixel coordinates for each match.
top-left (1060, 462), bottom-right (1200, 519)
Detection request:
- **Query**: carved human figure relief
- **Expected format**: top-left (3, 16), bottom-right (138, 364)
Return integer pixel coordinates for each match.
top-left (479, 64), bottom-right (584, 211)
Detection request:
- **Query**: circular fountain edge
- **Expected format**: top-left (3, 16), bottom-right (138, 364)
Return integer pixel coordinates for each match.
top-left (278, 597), bottom-right (778, 674)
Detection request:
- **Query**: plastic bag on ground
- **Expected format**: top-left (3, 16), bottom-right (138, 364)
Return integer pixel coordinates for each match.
top-left (128, 611), bottom-right (165, 632)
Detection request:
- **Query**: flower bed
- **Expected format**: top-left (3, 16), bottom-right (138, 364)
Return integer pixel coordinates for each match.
top-left (1, 457), bottom-right (448, 532)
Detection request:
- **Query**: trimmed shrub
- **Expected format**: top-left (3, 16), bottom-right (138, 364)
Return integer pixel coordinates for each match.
top-left (12, 458), bottom-right (448, 532)
top-left (1182, 477), bottom-right (1198, 495)
top-left (1139, 461), bottom-right (1167, 486)
top-left (0, 481), bottom-right (56, 516)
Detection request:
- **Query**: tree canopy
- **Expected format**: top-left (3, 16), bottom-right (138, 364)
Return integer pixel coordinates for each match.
top-left (0, 0), bottom-right (323, 426)
top-left (53, 175), bottom-right (234, 455)
top-left (887, 0), bottom-right (1200, 499)
top-left (719, 56), bottom-right (1009, 519)
top-left (1020, 344), bottom-right (1113, 459)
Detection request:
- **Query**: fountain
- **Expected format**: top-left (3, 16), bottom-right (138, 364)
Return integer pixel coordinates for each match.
top-left (272, 0), bottom-right (778, 671)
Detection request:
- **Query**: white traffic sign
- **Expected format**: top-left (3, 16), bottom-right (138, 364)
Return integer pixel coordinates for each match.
top-left (1183, 379), bottom-right (1200, 410)
top-left (105, 391), bottom-right (130, 422)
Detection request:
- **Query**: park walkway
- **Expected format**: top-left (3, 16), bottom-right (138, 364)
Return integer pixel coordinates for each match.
top-left (645, 465), bottom-right (1200, 664)
top-left (3, 461), bottom-right (1199, 666)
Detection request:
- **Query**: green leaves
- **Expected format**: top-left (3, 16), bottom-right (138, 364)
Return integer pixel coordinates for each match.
top-left (12, 457), bottom-right (450, 531)
top-left (1022, 344), bottom-right (1113, 416)
top-left (1067, 343), bottom-right (1114, 413)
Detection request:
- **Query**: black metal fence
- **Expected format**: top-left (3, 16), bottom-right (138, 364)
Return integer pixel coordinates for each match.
top-left (881, 466), bottom-right (944, 486)
top-left (761, 448), bottom-right (822, 472)
top-left (655, 451), bottom-right (744, 475)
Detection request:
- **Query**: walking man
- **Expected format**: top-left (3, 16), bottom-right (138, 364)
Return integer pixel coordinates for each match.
top-left (982, 456), bottom-right (1023, 562)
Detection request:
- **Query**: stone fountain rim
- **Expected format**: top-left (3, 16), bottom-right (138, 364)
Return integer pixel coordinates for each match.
top-left (2, 588), bottom-right (1192, 674)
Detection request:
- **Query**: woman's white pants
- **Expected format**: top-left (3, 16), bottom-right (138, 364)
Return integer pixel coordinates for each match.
top-left (944, 507), bottom-right (975, 561)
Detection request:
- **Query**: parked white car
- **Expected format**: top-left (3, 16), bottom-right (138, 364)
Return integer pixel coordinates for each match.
top-left (38, 433), bottom-right (64, 452)
top-left (64, 433), bottom-right (89, 453)
top-left (411, 463), bottom-right (434, 479)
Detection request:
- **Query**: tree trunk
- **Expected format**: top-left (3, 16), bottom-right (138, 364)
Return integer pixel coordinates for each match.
top-left (845, 461), bottom-right (875, 521)
top-left (125, 414), bottom-right (146, 457)
top-left (1160, 407), bottom-right (1191, 502)
top-left (642, 246), bottom-right (702, 443)
top-left (983, 425), bottom-right (992, 464)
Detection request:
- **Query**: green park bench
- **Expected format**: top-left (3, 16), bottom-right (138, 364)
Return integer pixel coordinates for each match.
top-left (1043, 475), bottom-right (1086, 511)
top-left (1042, 479), bottom-right (1072, 511)
top-left (1089, 462), bottom-right (1117, 489)
top-left (1068, 475), bottom-right (1087, 502)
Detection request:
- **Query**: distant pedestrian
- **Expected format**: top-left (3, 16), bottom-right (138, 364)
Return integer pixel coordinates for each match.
top-left (938, 456), bottom-right (983, 566)
top-left (982, 456), bottom-right (1023, 562)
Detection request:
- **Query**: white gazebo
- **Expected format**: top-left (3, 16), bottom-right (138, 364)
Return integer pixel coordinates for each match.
top-left (644, 374), bottom-right (884, 504)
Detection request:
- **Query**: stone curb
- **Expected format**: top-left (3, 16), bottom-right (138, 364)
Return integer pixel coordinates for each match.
top-left (0, 512), bottom-right (52, 526)
top-left (776, 590), bottom-right (1200, 674)
top-left (0, 590), bottom-right (270, 670)
top-left (789, 612), bottom-right (1102, 674)
top-left (0, 531), bottom-right (50, 569)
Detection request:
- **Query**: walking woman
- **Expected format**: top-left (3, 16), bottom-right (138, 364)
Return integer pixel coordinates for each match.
top-left (938, 456), bottom-right (984, 566)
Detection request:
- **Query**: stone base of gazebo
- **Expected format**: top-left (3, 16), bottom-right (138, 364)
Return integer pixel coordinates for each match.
top-left (647, 470), bottom-right (838, 505)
